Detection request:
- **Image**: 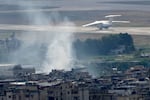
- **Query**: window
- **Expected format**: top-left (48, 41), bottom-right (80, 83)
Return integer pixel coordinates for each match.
top-left (8, 95), bottom-right (11, 98)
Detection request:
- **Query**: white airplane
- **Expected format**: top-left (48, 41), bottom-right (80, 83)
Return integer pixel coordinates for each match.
top-left (82, 15), bottom-right (130, 30)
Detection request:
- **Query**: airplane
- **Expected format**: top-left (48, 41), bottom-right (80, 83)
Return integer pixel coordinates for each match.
top-left (82, 15), bottom-right (130, 30)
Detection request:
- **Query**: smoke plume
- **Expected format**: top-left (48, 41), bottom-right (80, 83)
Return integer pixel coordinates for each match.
top-left (7, 0), bottom-right (76, 73)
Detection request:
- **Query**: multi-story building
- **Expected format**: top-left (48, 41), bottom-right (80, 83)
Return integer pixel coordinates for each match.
top-left (0, 65), bottom-right (150, 100)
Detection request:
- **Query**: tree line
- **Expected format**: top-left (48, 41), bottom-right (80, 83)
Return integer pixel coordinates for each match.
top-left (73, 33), bottom-right (135, 59)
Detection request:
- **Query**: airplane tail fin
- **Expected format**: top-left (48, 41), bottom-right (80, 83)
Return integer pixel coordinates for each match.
top-left (108, 17), bottom-right (113, 24)
top-left (105, 15), bottom-right (122, 24)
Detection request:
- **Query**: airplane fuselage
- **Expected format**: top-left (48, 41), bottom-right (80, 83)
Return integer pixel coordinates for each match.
top-left (98, 21), bottom-right (112, 30)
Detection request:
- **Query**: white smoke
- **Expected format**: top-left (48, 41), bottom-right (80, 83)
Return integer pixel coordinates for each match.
top-left (8, 0), bottom-right (76, 73)
top-left (43, 22), bottom-right (75, 72)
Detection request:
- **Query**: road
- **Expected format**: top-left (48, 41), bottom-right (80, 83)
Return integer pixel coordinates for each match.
top-left (0, 24), bottom-right (149, 35)
top-left (76, 27), bottom-right (150, 35)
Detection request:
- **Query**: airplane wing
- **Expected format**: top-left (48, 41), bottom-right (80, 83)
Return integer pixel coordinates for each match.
top-left (112, 21), bottom-right (130, 23)
top-left (82, 21), bottom-right (107, 27)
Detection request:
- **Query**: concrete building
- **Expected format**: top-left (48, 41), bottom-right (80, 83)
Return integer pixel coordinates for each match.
top-left (0, 65), bottom-right (150, 100)
top-left (47, 81), bottom-right (89, 100)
